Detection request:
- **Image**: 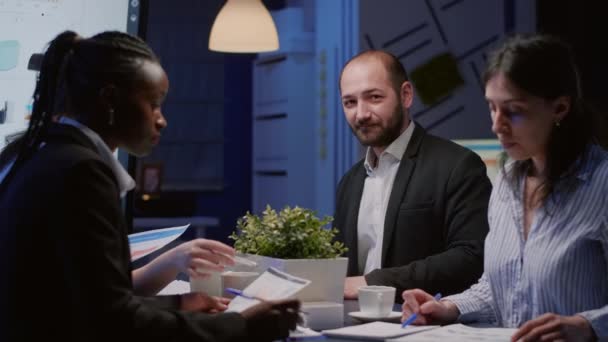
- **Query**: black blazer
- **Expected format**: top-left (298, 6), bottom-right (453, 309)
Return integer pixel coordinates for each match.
top-left (0, 124), bottom-right (247, 342)
top-left (335, 124), bottom-right (491, 301)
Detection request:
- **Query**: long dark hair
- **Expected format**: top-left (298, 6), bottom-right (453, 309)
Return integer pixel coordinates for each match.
top-left (0, 30), bottom-right (158, 184)
top-left (484, 34), bottom-right (595, 203)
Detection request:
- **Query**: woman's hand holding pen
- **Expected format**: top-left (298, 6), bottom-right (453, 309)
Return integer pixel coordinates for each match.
top-left (401, 289), bottom-right (459, 325)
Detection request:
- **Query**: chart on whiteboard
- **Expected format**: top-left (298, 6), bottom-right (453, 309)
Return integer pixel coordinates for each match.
top-left (0, 0), bottom-right (129, 148)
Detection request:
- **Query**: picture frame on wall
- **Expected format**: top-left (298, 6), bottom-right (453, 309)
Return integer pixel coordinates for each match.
top-left (139, 162), bottom-right (163, 199)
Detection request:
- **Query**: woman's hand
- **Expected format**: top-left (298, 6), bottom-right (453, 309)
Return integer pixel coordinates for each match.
top-left (241, 299), bottom-right (301, 342)
top-left (511, 313), bottom-right (595, 342)
top-left (401, 289), bottom-right (459, 325)
top-left (169, 238), bottom-right (236, 278)
top-left (180, 292), bottom-right (230, 313)
top-left (133, 238), bottom-right (236, 296)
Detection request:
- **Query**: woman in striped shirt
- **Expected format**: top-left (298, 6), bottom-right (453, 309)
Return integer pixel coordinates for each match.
top-left (401, 34), bottom-right (608, 341)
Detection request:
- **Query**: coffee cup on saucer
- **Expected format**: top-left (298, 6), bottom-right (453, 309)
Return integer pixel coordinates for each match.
top-left (357, 285), bottom-right (396, 318)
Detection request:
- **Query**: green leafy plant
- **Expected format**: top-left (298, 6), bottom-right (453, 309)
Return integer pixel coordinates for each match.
top-left (229, 205), bottom-right (348, 259)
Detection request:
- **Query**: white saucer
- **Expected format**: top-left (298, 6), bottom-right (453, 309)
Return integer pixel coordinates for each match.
top-left (348, 311), bottom-right (402, 323)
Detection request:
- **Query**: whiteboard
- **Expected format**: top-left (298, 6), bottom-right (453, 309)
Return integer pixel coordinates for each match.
top-left (0, 0), bottom-right (130, 149)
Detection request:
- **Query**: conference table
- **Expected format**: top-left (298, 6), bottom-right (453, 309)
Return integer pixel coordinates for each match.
top-left (160, 281), bottom-right (515, 341)
top-left (161, 281), bottom-right (403, 340)
top-left (319, 300), bottom-right (516, 342)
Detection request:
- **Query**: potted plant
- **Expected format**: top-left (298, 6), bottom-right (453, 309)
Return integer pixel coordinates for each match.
top-left (229, 205), bottom-right (348, 303)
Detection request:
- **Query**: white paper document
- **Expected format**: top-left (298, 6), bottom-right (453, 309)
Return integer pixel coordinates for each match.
top-left (387, 323), bottom-right (517, 341)
top-left (227, 267), bottom-right (311, 312)
top-left (128, 224), bottom-right (190, 261)
top-left (289, 326), bottom-right (323, 340)
top-left (157, 280), bottom-right (190, 295)
top-left (321, 322), bottom-right (438, 341)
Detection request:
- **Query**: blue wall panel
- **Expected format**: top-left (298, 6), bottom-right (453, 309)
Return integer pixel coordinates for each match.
top-left (138, 0), bottom-right (253, 243)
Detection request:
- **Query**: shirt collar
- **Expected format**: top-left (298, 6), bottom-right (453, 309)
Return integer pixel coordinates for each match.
top-left (58, 116), bottom-right (136, 197)
top-left (570, 144), bottom-right (602, 182)
top-left (364, 121), bottom-right (415, 174)
top-left (498, 144), bottom-right (604, 202)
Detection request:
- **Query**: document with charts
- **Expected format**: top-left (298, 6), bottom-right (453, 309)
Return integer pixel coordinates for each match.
top-left (227, 267), bottom-right (311, 312)
top-left (128, 224), bottom-right (190, 261)
top-left (387, 323), bottom-right (517, 342)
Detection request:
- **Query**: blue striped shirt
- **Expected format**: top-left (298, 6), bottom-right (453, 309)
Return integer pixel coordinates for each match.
top-left (447, 144), bottom-right (608, 338)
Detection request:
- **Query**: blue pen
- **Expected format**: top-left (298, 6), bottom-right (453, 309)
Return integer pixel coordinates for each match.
top-left (401, 293), bottom-right (442, 328)
top-left (224, 287), bottom-right (261, 301)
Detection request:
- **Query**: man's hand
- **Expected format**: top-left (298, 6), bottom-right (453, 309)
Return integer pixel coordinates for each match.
top-left (511, 313), bottom-right (595, 342)
top-left (344, 276), bottom-right (367, 299)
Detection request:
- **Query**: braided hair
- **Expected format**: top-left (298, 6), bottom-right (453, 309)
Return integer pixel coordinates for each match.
top-left (0, 31), bottom-right (79, 169)
top-left (64, 31), bottom-right (159, 117)
top-left (0, 30), bottom-right (158, 184)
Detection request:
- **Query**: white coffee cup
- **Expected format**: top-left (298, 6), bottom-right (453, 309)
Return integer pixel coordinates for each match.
top-left (357, 285), bottom-right (396, 317)
top-left (190, 270), bottom-right (222, 297)
top-left (221, 271), bottom-right (260, 298)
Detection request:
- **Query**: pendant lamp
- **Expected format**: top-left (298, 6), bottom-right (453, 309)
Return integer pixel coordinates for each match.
top-left (209, 0), bottom-right (279, 53)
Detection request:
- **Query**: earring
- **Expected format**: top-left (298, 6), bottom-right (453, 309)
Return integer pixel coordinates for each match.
top-left (555, 120), bottom-right (561, 127)
top-left (108, 108), bottom-right (114, 126)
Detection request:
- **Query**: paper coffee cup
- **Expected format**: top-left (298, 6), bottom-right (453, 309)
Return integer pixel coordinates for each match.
top-left (190, 270), bottom-right (222, 297)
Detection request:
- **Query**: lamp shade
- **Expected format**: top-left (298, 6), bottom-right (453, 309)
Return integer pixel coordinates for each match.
top-left (209, 0), bottom-right (279, 53)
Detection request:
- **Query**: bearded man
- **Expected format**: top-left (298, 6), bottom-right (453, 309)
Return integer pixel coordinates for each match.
top-left (336, 50), bottom-right (491, 303)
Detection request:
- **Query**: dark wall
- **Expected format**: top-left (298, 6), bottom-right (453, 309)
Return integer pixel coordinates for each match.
top-left (196, 52), bottom-right (254, 244)
top-left (135, 0), bottom-right (254, 244)
top-left (132, 0), bottom-right (607, 243)
top-left (538, 1), bottom-right (606, 102)
top-left (537, 0), bottom-right (608, 146)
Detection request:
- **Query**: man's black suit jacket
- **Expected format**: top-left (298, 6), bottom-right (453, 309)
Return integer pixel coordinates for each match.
top-left (335, 124), bottom-right (491, 301)
top-left (0, 124), bottom-right (247, 341)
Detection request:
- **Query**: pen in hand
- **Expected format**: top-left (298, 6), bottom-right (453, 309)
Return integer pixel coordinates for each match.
top-left (224, 287), bottom-right (264, 301)
top-left (225, 288), bottom-right (309, 316)
top-left (401, 293), bottom-right (442, 328)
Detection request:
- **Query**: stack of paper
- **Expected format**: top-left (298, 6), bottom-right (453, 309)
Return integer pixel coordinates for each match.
top-left (301, 301), bottom-right (344, 330)
top-left (386, 323), bottom-right (517, 341)
top-left (321, 322), bottom-right (438, 341)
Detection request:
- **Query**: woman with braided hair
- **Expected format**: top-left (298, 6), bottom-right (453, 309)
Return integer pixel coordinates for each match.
top-left (0, 34), bottom-right (244, 301)
top-left (0, 30), bottom-right (299, 342)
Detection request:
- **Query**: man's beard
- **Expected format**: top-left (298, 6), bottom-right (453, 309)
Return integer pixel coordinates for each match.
top-left (352, 106), bottom-right (405, 148)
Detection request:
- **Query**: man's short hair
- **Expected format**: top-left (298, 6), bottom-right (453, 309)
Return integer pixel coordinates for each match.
top-left (339, 50), bottom-right (409, 94)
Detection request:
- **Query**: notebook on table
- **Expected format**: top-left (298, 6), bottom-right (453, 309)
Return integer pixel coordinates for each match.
top-left (386, 323), bottom-right (517, 341)
top-left (321, 321), bottom-right (438, 341)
